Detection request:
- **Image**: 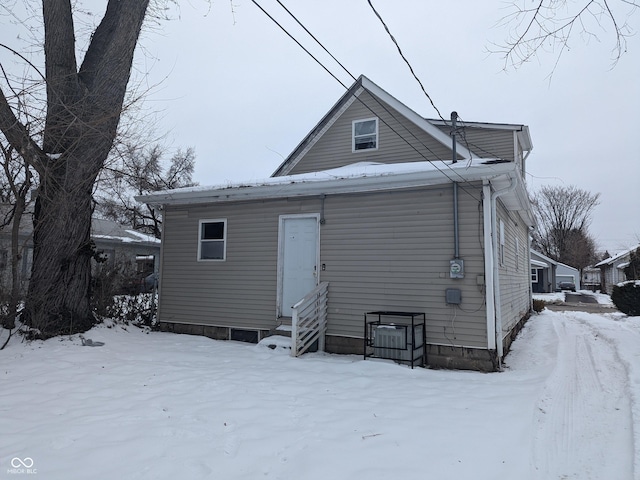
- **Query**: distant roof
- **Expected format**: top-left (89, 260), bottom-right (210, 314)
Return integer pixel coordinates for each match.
top-left (91, 218), bottom-right (160, 246)
top-left (596, 244), bottom-right (640, 267)
top-left (0, 207), bottom-right (159, 247)
top-left (531, 259), bottom-right (548, 268)
top-left (530, 249), bottom-right (559, 266)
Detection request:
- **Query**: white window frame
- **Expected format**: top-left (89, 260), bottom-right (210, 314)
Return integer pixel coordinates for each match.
top-left (531, 269), bottom-right (538, 283)
top-left (198, 219), bottom-right (227, 261)
top-left (515, 237), bottom-right (520, 271)
top-left (352, 118), bottom-right (379, 152)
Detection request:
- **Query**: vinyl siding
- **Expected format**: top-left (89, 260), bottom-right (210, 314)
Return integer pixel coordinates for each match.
top-left (458, 127), bottom-right (516, 161)
top-left (286, 91), bottom-right (455, 175)
top-left (495, 200), bottom-right (531, 337)
top-left (158, 183), bottom-right (490, 348)
top-left (433, 125), bottom-right (518, 161)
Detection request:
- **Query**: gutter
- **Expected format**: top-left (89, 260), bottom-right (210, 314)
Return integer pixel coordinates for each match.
top-left (136, 161), bottom-right (519, 208)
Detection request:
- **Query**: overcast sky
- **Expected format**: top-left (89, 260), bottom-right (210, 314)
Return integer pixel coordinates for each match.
top-left (3, 1), bottom-right (639, 254)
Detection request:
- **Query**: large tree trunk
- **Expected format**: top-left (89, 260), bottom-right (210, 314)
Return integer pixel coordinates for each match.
top-left (26, 165), bottom-right (96, 335)
top-left (0, 0), bottom-right (151, 337)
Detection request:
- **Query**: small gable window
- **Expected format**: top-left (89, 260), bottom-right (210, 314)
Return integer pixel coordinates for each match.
top-left (198, 219), bottom-right (227, 261)
top-left (353, 118), bottom-right (378, 152)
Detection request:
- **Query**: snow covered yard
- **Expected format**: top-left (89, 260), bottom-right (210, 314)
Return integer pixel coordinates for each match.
top-left (1, 308), bottom-right (638, 480)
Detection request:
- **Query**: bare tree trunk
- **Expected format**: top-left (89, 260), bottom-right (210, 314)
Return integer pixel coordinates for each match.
top-left (0, 0), bottom-right (151, 337)
top-left (26, 171), bottom-right (95, 335)
top-left (8, 172), bottom-right (29, 330)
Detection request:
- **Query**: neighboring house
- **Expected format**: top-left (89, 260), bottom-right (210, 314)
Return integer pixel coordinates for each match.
top-left (0, 211), bottom-right (160, 292)
top-left (530, 250), bottom-right (557, 293)
top-left (90, 218), bottom-right (162, 279)
top-left (530, 249), bottom-right (580, 292)
top-left (139, 75), bottom-right (535, 371)
top-left (597, 245), bottom-right (640, 294)
top-left (582, 267), bottom-right (601, 292)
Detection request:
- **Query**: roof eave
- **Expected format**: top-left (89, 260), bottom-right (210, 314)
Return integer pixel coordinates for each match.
top-left (137, 162), bottom-right (528, 209)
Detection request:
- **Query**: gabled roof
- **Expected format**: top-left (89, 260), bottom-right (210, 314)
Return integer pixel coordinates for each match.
top-left (596, 244), bottom-right (640, 267)
top-left (91, 218), bottom-right (160, 247)
top-left (271, 75), bottom-right (473, 177)
top-left (530, 249), bottom-right (559, 268)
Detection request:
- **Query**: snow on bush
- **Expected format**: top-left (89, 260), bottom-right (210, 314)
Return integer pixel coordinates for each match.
top-left (611, 281), bottom-right (640, 316)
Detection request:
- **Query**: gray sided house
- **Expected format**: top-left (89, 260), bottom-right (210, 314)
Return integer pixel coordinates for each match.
top-left (530, 250), bottom-right (557, 293)
top-left (0, 212), bottom-right (160, 292)
top-left (139, 76), bottom-right (535, 371)
top-left (530, 249), bottom-right (580, 292)
top-left (597, 244), bottom-right (640, 294)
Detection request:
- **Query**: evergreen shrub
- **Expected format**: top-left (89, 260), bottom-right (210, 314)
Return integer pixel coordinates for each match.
top-left (611, 281), bottom-right (640, 316)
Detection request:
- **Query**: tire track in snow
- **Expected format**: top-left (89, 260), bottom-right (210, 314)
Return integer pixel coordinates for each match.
top-left (531, 313), bottom-right (634, 479)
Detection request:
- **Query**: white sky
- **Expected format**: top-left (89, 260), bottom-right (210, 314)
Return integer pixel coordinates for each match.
top-left (2, 1), bottom-right (639, 254)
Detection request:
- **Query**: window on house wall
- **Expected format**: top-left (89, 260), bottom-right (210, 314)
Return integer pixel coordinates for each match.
top-left (531, 269), bottom-right (538, 282)
top-left (499, 220), bottom-right (505, 266)
top-left (352, 118), bottom-right (378, 151)
top-left (198, 219), bottom-right (227, 261)
top-left (515, 237), bottom-right (520, 271)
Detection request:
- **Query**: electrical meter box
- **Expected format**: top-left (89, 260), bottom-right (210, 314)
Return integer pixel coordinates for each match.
top-left (449, 258), bottom-right (464, 279)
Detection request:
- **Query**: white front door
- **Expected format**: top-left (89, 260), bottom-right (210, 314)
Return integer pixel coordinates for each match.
top-left (278, 215), bottom-right (319, 317)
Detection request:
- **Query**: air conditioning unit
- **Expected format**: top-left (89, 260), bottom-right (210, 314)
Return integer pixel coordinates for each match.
top-left (374, 324), bottom-right (424, 364)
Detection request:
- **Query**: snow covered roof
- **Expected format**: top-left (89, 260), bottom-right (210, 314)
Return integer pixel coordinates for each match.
top-left (91, 218), bottom-right (160, 246)
top-left (596, 244), bottom-right (640, 267)
top-left (530, 249), bottom-right (559, 267)
top-left (137, 159), bottom-right (533, 225)
top-left (531, 259), bottom-right (548, 268)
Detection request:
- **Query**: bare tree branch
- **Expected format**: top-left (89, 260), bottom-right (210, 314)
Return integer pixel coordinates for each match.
top-left (492, 0), bottom-right (639, 72)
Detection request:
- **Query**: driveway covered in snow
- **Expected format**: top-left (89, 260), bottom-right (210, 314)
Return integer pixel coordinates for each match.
top-left (0, 307), bottom-right (637, 479)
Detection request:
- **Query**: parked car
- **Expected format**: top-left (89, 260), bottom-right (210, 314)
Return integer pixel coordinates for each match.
top-left (558, 281), bottom-right (576, 292)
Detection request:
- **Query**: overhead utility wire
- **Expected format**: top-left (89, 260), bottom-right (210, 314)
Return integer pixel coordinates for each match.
top-left (366, 0), bottom-right (446, 123)
top-left (264, 2), bottom-right (457, 166)
top-left (367, 4), bottom-right (532, 171)
top-left (365, 2), bottom-right (521, 164)
top-left (260, 0), bottom-right (483, 201)
top-left (262, 1), bottom-right (456, 161)
top-left (252, 0), bottom-right (481, 200)
top-left (274, 0), bottom-right (355, 82)
top-left (249, 0), bottom-right (349, 90)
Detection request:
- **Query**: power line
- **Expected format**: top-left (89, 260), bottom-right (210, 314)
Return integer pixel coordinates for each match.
top-left (366, 0), bottom-right (446, 123)
top-left (252, 0), bottom-right (486, 201)
top-left (264, 2), bottom-right (452, 163)
top-left (274, 0), bottom-right (355, 83)
top-left (249, 0), bottom-right (349, 90)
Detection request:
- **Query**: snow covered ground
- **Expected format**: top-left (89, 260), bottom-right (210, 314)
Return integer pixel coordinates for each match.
top-left (1, 307), bottom-right (638, 479)
top-left (533, 290), bottom-right (616, 306)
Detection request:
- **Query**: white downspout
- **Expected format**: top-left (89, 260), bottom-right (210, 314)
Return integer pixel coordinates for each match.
top-left (486, 174), bottom-right (519, 368)
top-left (482, 183), bottom-right (495, 352)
